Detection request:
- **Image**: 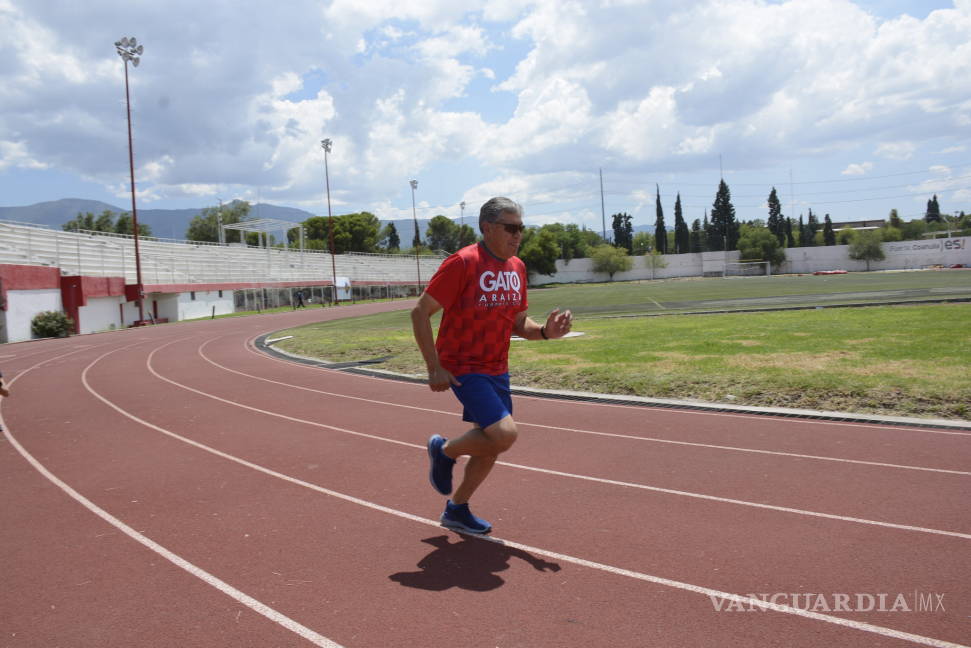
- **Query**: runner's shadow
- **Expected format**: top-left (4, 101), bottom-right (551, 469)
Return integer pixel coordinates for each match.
top-left (389, 535), bottom-right (561, 592)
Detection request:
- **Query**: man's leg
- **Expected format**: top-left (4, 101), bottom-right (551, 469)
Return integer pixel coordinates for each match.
top-left (444, 415), bottom-right (517, 504)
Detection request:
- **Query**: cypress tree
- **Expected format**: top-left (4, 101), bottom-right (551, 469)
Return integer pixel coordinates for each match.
top-left (785, 217), bottom-right (796, 248)
top-left (690, 218), bottom-right (703, 253)
top-left (823, 214), bottom-right (836, 246)
top-left (807, 208), bottom-right (819, 246)
top-left (654, 185), bottom-right (667, 254)
top-left (889, 209), bottom-right (902, 229)
top-left (925, 195), bottom-right (942, 223)
top-left (674, 193), bottom-right (690, 253)
top-left (710, 179), bottom-right (738, 251)
top-left (767, 187), bottom-right (784, 246)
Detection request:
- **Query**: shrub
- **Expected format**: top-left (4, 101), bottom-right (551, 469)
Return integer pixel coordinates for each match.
top-left (737, 226), bottom-right (786, 266)
top-left (591, 244), bottom-right (633, 280)
top-left (31, 310), bottom-right (74, 338)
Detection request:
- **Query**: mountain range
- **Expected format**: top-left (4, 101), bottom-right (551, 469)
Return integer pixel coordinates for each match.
top-left (0, 198), bottom-right (438, 245)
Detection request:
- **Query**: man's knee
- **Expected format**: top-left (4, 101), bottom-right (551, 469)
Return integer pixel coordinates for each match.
top-left (484, 417), bottom-right (518, 453)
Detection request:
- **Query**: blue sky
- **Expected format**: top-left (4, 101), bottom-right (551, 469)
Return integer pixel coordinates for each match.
top-left (1, 0), bottom-right (968, 231)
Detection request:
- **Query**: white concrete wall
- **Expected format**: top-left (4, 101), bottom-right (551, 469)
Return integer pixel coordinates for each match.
top-left (178, 290), bottom-right (235, 320)
top-left (150, 293), bottom-right (180, 322)
top-left (2, 289), bottom-right (63, 342)
top-left (530, 237), bottom-right (971, 284)
top-left (77, 296), bottom-right (124, 334)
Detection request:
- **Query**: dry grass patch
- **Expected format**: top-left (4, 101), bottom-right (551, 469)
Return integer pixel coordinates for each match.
top-left (727, 351), bottom-right (859, 372)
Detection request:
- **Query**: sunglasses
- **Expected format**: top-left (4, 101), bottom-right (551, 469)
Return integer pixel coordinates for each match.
top-left (493, 221), bottom-right (525, 234)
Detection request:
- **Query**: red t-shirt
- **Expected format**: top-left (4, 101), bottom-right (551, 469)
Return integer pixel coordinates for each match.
top-left (424, 242), bottom-right (529, 376)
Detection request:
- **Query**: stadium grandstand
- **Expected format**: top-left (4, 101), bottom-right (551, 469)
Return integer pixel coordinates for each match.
top-left (0, 220), bottom-right (445, 342)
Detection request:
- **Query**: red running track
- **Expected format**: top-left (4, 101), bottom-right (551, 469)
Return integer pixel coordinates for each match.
top-left (1, 302), bottom-right (969, 647)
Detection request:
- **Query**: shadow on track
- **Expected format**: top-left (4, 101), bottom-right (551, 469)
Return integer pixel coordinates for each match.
top-left (389, 535), bottom-right (560, 592)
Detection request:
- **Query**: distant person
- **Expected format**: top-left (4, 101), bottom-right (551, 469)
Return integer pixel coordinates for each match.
top-left (294, 289), bottom-right (306, 309)
top-left (0, 370), bottom-right (8, 431)
top-left (411, 197), bottom-right (573, 534)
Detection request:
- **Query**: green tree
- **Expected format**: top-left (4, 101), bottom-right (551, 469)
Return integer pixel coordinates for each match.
top-left (457, 224), bottom-right (477, 248)
top-left (848, 230), bottom-right (885, 270)
top-left (836, 226), bottom-right (857, 245)
top-left (94, 210), bottom-right (115, 232)
top-left (518, 228), bottom-right (560, 278)
top-left (644, 249), bottom-right (668, 280)
top-left (766, 187), bottom-right (785, 246)
top-left (737, 225), bottom-right (786, 266)
top-left (900, 218), bottom-right (927, 241)
top-left (823, 214), bottom-right (836, 246)
top-left (889, 209), bottom-right (903, 229)
top-left (114, 212), bottom-right (153, 238)
top-left (806, 209), bottom-right (819, 246)
top-left (590, 244), bottom-right (632, 280)
top-left (631, 231), bottom-right (653, 255)
top-left (653, 186), bottom-right (667, 253)
top-left (187, 201), bottom-right (251, 243)
top-left (925, 195), bottom-right (942, 223)
top-left (710, 179), bottom-right (739, 251)
top-left (333, 212), bottom-right (381, 253)
top-left (63, 212), bottom-right (96, 232)
top-left (381, 222), bottom-right (400, 251)
top-left (611, 212), bottom-right (633, 252)
top-left (785, 217), bottom-right (796, 247)
top-left (690, 218), bottom-right (704, 252)
top-left (673, 193), bottom-right (689, 253)
top-left (426, 215), bottom-right (460, 253)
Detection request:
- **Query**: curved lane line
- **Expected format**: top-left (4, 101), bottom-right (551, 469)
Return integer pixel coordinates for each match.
top-left (199, 338), bottom-right (971, 476)
top-left (0, 343), bottom-right (342, 648)
top-left (83, 340), bottom-right (969, 648)
top-left (141, 339), bottom-right (971, 541)
top-left (244, 332), bottom-right (971, 437)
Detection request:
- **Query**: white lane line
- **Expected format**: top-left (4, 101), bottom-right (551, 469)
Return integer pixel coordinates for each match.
top-left (0, 346), bottom-right (342, 648)
top-left (195, 339), bottom-right (971, 477)
top-left (140, 340), bottom-right (971, 541)
top-left (243, 332), bottom-right (971, 438)
top-left (83, 345), bottom-right (970, 648)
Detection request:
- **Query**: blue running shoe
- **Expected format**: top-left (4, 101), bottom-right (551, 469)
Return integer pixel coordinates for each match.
top-left (427, 434), bottom-right (455, 495)
top-left (441, 500), bottom-right (492, 534)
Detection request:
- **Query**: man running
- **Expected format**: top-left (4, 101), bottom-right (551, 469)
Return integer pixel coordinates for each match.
top-left (411, 197), bottom-right (573, 534)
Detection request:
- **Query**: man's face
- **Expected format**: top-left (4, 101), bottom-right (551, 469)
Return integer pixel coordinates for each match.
top-left (482, 211), bottom-right (524, 259)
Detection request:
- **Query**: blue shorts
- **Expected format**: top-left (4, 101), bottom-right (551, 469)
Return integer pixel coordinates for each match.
top-left (450, 373), bottom-right (512, 429)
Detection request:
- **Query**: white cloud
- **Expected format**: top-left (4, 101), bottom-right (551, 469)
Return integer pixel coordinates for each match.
top-left (2, 0), bottom-right (971, 222)
top-left (875, 141), bottom-right (917, 160)
top-left (841, 162), bottom-right (873, 175)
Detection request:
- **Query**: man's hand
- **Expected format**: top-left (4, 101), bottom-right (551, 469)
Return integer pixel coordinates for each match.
top-left (428, 365), bottom-right (461, 392)
top-left (0, 379), bottom-right (9, 398)
top-left (543, 308), bottom-right (573, 339)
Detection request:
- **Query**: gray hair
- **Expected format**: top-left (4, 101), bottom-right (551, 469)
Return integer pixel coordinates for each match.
top-left (479, 197), bottom-right (522, 233)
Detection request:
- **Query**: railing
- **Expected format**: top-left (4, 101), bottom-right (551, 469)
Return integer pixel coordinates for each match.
top-left (0, 220), bottom-right (445, 285)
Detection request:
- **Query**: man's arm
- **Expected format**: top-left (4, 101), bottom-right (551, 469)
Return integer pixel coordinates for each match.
top-left (513, 308), bottom-right (573, 341)
top-left (411, 293), bottom-right (461, 392)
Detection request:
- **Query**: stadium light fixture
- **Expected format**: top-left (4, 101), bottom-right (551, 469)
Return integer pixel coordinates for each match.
top-left (321, 139), bottom-right (338, 302)
top-left (460, 200), bottom-right (465, 227)
top-left (410, 180), bottom-right (421, 291)
top-left (115, 36), bottom-right (145, 324)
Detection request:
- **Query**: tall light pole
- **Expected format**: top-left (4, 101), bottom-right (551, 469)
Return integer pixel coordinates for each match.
top-left (459, 200), bottom-right (466, 227)
top-left (321, 139), bottom-right (338, 303)
top-left (115, 36), bottom-right (145, 324)
top-left (410, 179), bottom-right (421, 291)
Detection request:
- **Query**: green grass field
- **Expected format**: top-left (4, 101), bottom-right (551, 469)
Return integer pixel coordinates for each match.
top-left (274, 271), bottom-right (971, 420)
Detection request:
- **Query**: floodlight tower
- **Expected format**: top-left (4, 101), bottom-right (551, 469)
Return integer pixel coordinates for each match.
top-left (115, 36), bottom-right (145, 324)
top-left (460, 200), bottom-right (466, 227)
top-left (321, 138), bottom-right (338, 302)
top-left (411, 179), bottom-right (421, 291)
